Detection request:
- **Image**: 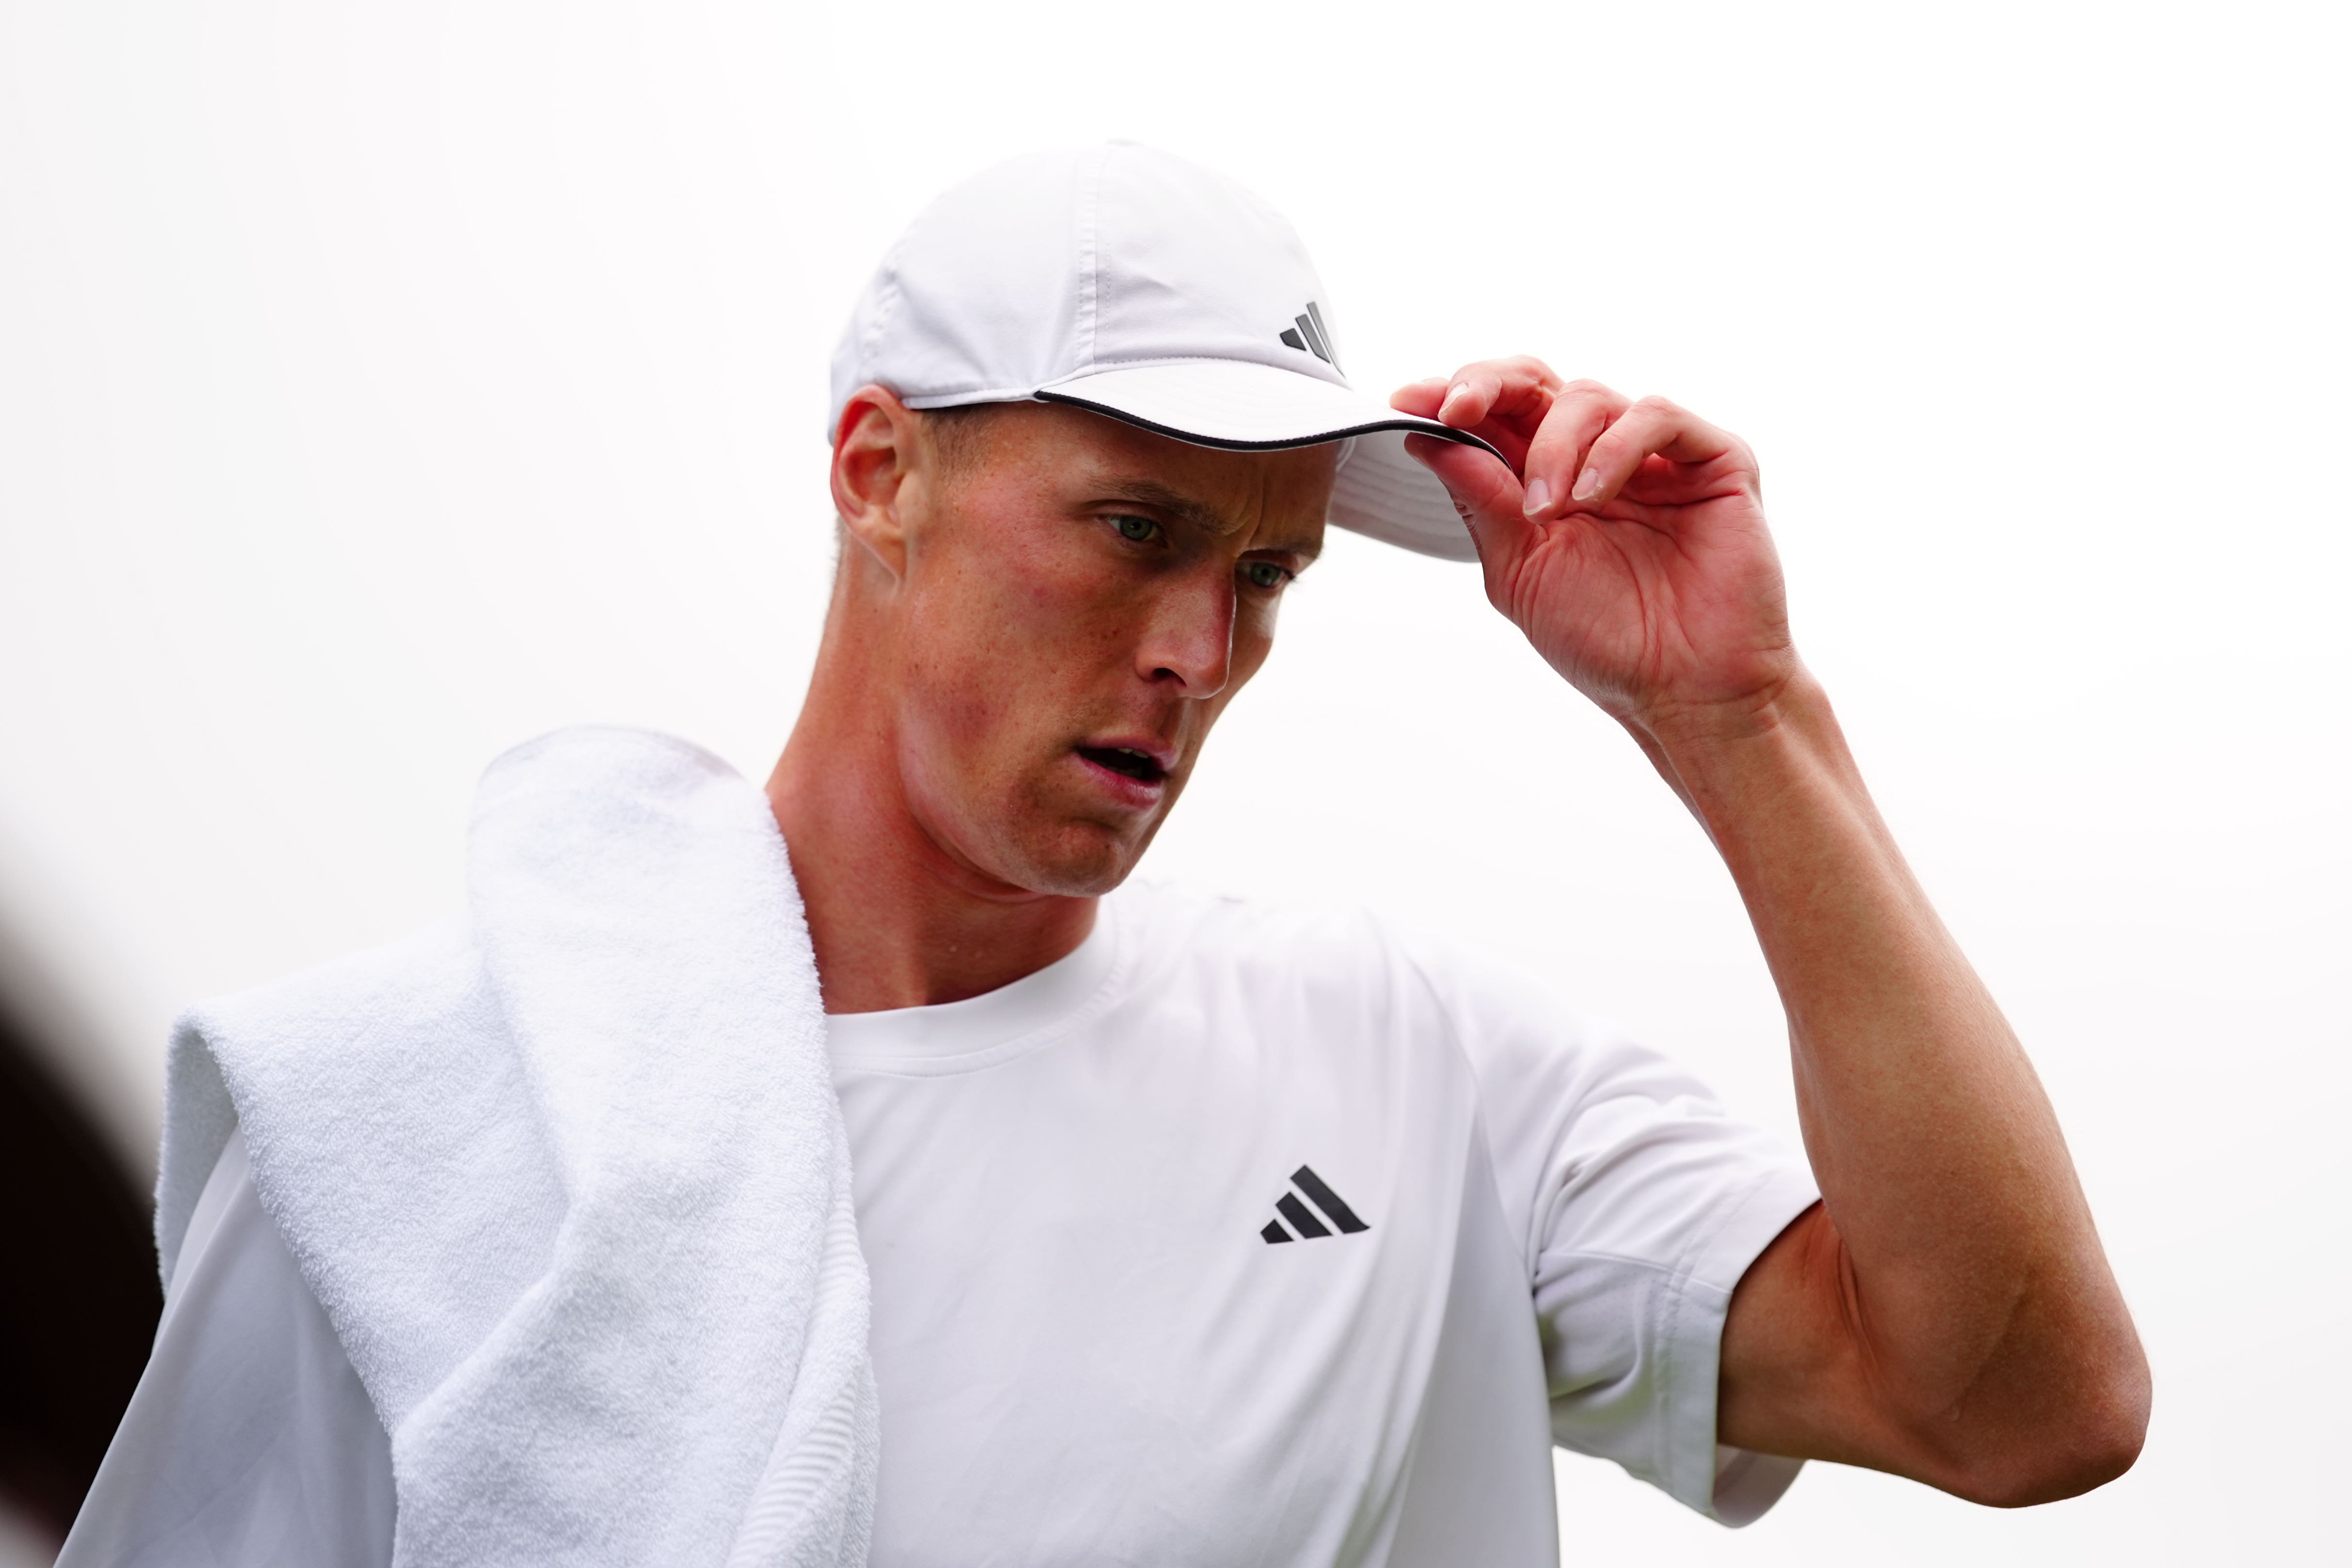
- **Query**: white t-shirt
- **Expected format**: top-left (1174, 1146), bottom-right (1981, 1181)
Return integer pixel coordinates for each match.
top-left (65, 883), bottom-right (1819, 1567)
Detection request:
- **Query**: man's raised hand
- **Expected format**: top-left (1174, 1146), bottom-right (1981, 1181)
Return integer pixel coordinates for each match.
top-left (1395, 365), bottom-right (2151, 1503)
top-left (1394, 359), bottom-right (1797, 742)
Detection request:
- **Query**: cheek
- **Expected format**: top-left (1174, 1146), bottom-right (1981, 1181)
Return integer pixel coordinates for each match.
top-left (897, 546), bottom-right (1114, 765)
top-left (900, 611), bottom-right (1018, 768)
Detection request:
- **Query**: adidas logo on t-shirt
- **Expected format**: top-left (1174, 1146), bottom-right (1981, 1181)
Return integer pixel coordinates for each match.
top-left (1260, 1165), bottom-right (1370, 1243)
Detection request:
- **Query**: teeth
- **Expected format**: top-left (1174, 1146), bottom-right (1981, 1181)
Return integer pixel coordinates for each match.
top-left (1117, 748), bottom-right (1149, 760)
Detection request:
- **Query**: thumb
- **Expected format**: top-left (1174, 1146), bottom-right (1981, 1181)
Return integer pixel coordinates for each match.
top-left (1403, 434), bottom-right (1538, 586)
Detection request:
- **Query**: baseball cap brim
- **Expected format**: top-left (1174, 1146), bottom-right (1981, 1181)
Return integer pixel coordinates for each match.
top-left (1028, 360), bottom-right (1501, 563)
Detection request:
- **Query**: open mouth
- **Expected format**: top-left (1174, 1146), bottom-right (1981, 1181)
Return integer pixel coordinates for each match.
top-left (1077, 746), bottom-right (1168, 785)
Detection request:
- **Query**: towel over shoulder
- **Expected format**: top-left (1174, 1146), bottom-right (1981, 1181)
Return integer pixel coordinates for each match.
top-left (157, 727), bottom-right (877, 1568)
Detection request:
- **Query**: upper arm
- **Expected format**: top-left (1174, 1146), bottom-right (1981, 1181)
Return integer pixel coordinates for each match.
top-left (57, 1131), bottom-right (396, 1568)
top-left (1715, 1201), bottom-right (1913, 1471)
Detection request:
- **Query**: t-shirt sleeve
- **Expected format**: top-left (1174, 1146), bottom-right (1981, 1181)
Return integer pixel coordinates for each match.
top-left (57, 1127), bottom-right (397, 1568)
top-left (1412, 937), bottom-right (1821, 1526)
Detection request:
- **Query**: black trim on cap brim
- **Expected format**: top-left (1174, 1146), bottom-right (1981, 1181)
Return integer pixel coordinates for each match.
top-left (1034, 389), bottom-right (1507, 463)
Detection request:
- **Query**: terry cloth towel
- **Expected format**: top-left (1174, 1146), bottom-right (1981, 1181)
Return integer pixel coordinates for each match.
top-left (154, 727), bottom-right (878, 1568)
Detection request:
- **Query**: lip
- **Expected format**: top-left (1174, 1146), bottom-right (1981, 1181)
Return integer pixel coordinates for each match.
top-left (1081, 735), bottom-right (1176, 772)
top-left (1072, 735), bottom-right (1176, 807)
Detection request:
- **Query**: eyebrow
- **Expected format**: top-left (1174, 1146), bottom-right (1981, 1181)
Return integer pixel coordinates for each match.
top-left (1104, 479), bottom-right (1325, 561)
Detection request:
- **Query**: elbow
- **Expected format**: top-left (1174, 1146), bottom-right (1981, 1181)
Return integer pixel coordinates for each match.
top-left (1973, 1393), bottom-right (2148, 1508)
top-left (1951, 1334), bottom-right (2152, 1508)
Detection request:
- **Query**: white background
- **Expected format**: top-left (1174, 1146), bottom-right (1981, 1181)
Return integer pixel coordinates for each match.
top-left (1, 1), bottom-right (2345, 1562)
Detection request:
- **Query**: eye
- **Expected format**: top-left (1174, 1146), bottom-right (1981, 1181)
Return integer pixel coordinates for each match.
top-left (1241, 560), bottom-right (1291, 591)
top-left (1109, 513), bottom-right (1161, 543)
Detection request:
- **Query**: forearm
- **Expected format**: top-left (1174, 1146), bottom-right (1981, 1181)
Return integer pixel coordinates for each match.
top-left (1637, 673), bottom-right (2147, 1499)
top-left (1647, 674), bottom-right (2064, 1296)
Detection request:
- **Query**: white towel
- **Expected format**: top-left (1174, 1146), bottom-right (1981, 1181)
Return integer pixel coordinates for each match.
top-left (155, 727), bottom-right (878, 1568)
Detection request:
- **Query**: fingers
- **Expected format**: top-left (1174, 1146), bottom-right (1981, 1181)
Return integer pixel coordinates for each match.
top-left (1400, 364), bottom-right (1753, 523)
top-left (1390, 377), bottom-right (1450, 420)
top-left (1402, 432), bottom-right (1538, 590)
top-left (1436, 355), bottom-right (1562, 432)
top-left (1520, 380), bottom-right (1631, 521)
top-left (1391, 357), bottom-right (1565, 468)
top-left (1571, 395), bottom-right (1749, 510)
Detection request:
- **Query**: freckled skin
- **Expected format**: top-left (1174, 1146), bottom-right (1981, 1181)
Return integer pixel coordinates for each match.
top-left (894, 409), bottom-right (1331, 891)
top-left (767, 390), bottom-right (1331, 1011)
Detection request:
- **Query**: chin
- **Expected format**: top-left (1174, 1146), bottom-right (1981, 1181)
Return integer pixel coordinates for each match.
top-left (981, 816), bottom-right (1155, 899)
top-left (999, 840), bottom-right (1139, 898)
top-left (919, 770), bottom-right (1168, 898)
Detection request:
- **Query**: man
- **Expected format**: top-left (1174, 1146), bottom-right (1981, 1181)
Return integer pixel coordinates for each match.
top-left (66, 144), bottom-right (2145, 1566)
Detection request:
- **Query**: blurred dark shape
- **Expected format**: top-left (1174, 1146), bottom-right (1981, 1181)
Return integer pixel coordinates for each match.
top-left (0, 997), bottom-right (161, 1540)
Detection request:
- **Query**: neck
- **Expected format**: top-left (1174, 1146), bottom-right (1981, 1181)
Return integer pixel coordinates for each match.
top-left (766, 626), bottom-right (1094, 1016)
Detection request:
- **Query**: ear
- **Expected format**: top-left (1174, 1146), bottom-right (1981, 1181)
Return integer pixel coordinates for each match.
top-left (830, 385), bottom-right (925, 579)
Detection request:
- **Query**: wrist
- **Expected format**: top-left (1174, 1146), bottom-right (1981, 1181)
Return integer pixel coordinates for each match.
top-left (1628, 662), bottom-right (1821, 756)
top-left (1629, 669), bottom-right (1862, 826)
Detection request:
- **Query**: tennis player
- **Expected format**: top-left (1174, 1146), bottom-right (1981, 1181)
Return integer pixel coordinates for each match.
top-left (65, 144), bottom-right (2147, 1567)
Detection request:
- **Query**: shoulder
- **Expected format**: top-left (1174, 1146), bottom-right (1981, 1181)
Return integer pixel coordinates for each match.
top-left (175, 913), bottom-right (502, 1138)
top-left (1109, 881), bottom-right (1599, 1067)
top-left (1111, 879), bottom-right (1468, 1018)
top-left (185, 915), bottom-right (487, 1053)
top-left (160, 915), bottom-right (505, 1277)
top-left (169, 914), bottom-right (493, 1165)
top-left (1113, 879), bottom-right (1398, 970)
top-left (1111, 882), bottom-right (1726, 1115)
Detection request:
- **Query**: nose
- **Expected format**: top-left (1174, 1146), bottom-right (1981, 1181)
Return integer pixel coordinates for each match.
top-left (1134, 565), bottom-right (1235, 698)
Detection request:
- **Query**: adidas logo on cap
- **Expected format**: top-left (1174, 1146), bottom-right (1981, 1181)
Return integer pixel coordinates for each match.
top-left (1277, 302), bottom-right (1341, 373)
top-left (1260, 1165), bottom-right (1370, 1243)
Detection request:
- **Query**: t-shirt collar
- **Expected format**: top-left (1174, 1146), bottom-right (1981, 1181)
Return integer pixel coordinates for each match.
top-left (821, 898), bottom-right (1124, 1071)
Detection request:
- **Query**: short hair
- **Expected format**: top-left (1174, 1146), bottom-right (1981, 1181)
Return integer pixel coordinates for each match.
top-left (830, 403), bottom-right (1010, 556)
top-left (917, 402), bottom-right (1011, 477)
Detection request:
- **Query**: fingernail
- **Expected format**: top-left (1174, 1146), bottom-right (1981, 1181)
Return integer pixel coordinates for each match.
top-left (1442, 382), bottom-right (1472, 416)
top-left (1522, 477), bottom-right (1552, 518)
top-left (1572, 466), bottom-right (1602, 501)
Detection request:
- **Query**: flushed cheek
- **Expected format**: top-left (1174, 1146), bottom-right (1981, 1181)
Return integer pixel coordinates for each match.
top-left (892, 699), bottom-right (1050, 879)
top-left (896, 631), bottom-right (1080, 825)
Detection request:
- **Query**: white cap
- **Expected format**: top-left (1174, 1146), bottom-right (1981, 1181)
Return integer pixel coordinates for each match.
top-left (828, 143), bottom-right (1497, 561)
